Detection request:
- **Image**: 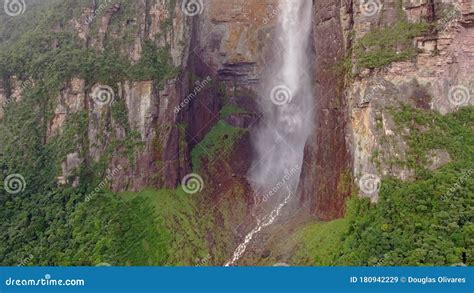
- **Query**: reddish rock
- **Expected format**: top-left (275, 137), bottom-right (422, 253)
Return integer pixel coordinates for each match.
top-left (298, 0), bottom-right (353, 221)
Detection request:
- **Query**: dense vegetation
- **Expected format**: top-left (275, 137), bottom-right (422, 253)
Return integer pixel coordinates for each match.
top-left (294, 106), bottom-right (474, 266)
top-left (354, 21), bottom-right (429, 69)
top-left (0, 0), bottom-right (180, 266)
top-left (191, 120), bottom-right (246, 171)
top-left (352, 0), bottom-right (431, 70)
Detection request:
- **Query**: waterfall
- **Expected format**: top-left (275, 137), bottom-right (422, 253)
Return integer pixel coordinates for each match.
top-left (249, 0), bottom-right (313, 197)
top-left (225, 0), bottom-right (314, 266)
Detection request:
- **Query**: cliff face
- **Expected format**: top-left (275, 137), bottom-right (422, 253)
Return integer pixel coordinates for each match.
top-left (1, 0), bottom-right (472, 223)
top-left (42, 0), bottom-right (278, 194)
top-left (348, 0), bottom-right (473, 200)
top-left (299, 0), bottom-right (473, 220)
top-left (298, 0), bottom-right (353, 221)
top-left (7, 0), bottom-right (196, 191)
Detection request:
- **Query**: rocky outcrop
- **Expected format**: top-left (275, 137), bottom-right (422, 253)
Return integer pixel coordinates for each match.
top-left (348, 0), bottom-right (474, 201)
top-left (58, 152), bottom-right (83, 187)
top-left (0, 76), bottom-right (32, 120)
top-left (347, 0), bottom-right (474, 200)
top-left (48, 78), bottom-right (86, 139)
top-left (41, 0), bottom-right (276, 193)
top-left (108, 79), bottom-right (191, 191)
top-left (55, 1), bottom-right (194, 190)
top-left (298, 0), bottom-right (473, 218)
top-left (298, 0), bottom-right (353, 221)
top-left (183, 0), bottom-right (277, 139)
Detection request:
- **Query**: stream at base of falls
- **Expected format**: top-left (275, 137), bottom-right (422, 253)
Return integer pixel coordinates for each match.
top-left (224, 0), bottom-right (314, 267)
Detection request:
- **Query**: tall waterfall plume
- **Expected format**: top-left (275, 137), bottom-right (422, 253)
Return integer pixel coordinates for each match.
top-left (249, 0), bottom-right (314, 199)
top-left (225, 0), bottom-right (314, 266)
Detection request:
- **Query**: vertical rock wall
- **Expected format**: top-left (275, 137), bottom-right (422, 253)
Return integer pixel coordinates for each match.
top-left (298, 0), bottom-right (353, 221)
